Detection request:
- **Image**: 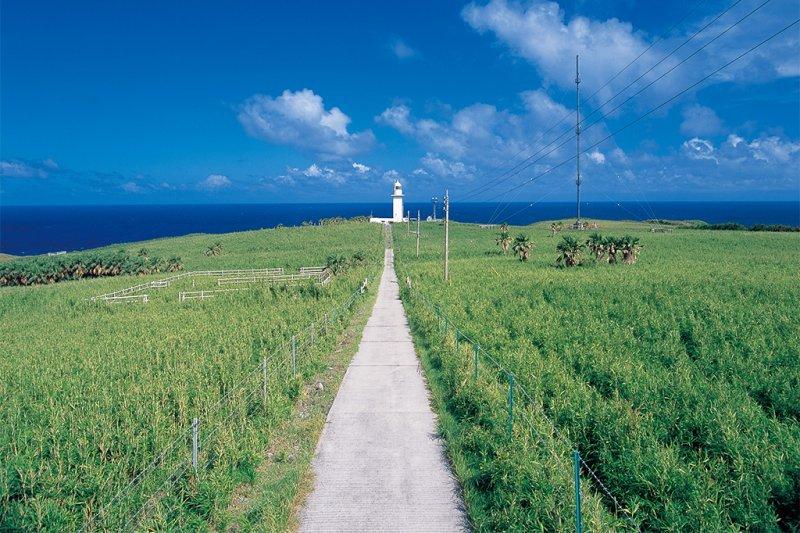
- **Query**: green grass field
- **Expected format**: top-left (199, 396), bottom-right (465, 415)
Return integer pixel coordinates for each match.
top-left (0, 222), bottom-right (384, 530)
top-left (393, 220), bottom-right (799, 531)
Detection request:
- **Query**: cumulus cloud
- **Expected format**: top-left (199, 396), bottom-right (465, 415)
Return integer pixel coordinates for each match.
top-left (745, 136), bottom-right (800, 163)
top-left (0, 159), bottom-right (51, 178)
top-left (199, 174), bottom-right (232, 190)
top-left (377, 90), bottom-right (607, 186)
top-left (682, 137), bottom-right (719, 163)
top-left (352, 162), bottom-right (371, 173)
top-left (390, 38), bottom-right (417, 59)
top-left (266, 161), bottom-right (387, 188)
top-left (681, 104), bottom-right (723, 137)
top-left (121, 181), bottom-right (144, 193)
top-left (376, 105), bottom-right (415, 134)
top-left (238, 89), bottom-right (375, 159)
top-left (463, 0), bottom-right (799, 108)
top-left (728, 134), bottom-right (744, 147)
top-left (588, 150), bottom-right (606, 164)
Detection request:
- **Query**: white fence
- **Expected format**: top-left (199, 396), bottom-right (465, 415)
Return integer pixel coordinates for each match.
top-left (217, 270), bottom-right (328, 286)
top-left (178, 288), bottom-right (247, 302)
top-left (91, 267), bottom-right (330, 303)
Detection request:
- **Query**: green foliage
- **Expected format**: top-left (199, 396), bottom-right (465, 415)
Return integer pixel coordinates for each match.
top-left (205, 241), bottom-right (223, 256)
top-left (326, 251), bottom-right (368, 274)
top-left (0, 249), bottom-right (181, 287)
top-left (393, 220), bottom-right (800, 531)
top-left (555, 235), bottom-right (584, 267)
top-left (0, 222), bottom-right (383, 530)
top-left (495, 224), bottom-right (512, 254)
top-left (511, 234), bottom-right (533, 262)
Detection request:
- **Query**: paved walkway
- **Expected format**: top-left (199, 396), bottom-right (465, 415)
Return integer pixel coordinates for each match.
top-left (299, 249), bottom-right (468, 532)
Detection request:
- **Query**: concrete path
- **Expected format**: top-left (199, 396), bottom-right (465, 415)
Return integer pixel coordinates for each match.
top-left (299, 249), bottom-right (468, 532)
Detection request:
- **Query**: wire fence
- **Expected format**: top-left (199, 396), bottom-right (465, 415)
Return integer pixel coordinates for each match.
top-left (81, 276), bottom-right (372, 532)
top-left (404, 283), bottom-right (641, 531)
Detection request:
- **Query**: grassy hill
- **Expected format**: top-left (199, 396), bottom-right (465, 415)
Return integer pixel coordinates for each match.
top-left (0, 222), bottom-right (384, 530)
top-left (393, 220), bottom-right (799, 531)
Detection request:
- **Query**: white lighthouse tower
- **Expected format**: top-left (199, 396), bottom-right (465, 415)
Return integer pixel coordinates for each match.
top-left (370, 180), bottom-right (408, 224)
top-left (392, 180), bottom-right (404, 222)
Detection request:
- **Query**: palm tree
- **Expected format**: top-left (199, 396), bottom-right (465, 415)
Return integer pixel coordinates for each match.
top-left (512, 234), bottom-right (533, 262)
top-left (586, 233), bottom-right (605, 261)
top-left (556, 236), bottom-right (584, 267)
top-left (603, 236), bottom-right (620, 264)
top-left (619, 235), bottom-right (642, 264)
top-left (205, 241), bottom-right (223, 257)
top-left (496, 224), bottom-right (512, 254)
top-left (167, 256), bottom-right (183, 272)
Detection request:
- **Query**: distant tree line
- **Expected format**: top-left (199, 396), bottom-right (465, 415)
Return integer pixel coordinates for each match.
top-left (648, 219), bottom-right (798, 232)
top-left (0, 249), bottom-right (182, 287)
top-left (690, 222), bottom-right (799, 232)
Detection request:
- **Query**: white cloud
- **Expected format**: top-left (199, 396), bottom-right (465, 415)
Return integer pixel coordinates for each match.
top-left (377, 90), bottom-right (608, 186)
top-left (680, 104), bottom-right (723, 137)
top-left (199, 174), bottom-right (232, 190)
top-left (463, 0), bottom-right (799, 108)
top-left (682, 137), bottom-right (719, 163)
top-left (382, 170), bottom-right (401, 183)
top-left (420, 153), bottom-right (475, 179)
top-left (391, 38), bottom-right (417, 59)
top-left (745, 136), bottom-right (800, 163)
top-left (376, 105), bottom-right (415, 134)
top-left (728, 133), bottom-right (745, 148)
top-left (588, 150), bottom-right (606, 164)
top-left (121, 181), bottom-right (144, 193)
top-left (352, 162), bottom-right (371, 173)
top-left (238, 89), bottom-right (375, 159)
top-left (304, 164), bottom-right (324, 177)
top-left (42, 158), bottom-right (59, 171)
top-left (0, 160), bottom-right (49, 178)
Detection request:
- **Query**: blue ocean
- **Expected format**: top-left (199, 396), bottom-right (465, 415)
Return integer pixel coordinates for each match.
top-left (1, 202), bottom-right (798, 256)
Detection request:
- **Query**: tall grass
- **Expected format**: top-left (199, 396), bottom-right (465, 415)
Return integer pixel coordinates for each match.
top-left (0, 222), bottom-right (383, 530)
top-left (394, 220), bottom-right (799, 531)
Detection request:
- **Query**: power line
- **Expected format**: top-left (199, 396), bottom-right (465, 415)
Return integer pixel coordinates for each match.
top-left (462, 0), bottom-right (748, 203)
top-left (461, 0), bottom-right (709, 203)
top-left (490, 17), bottom-right (799, 221)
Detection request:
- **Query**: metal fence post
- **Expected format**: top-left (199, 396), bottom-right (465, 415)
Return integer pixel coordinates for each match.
top-left (574, 450), bottom-right (583, 533)
top-left (472, 344), bottom-right (479, 385)
top-left (261, 356), bottom-right (268, 407)
top-left (291, 335), bottom-right (297, 376)
top-left (507, 374), bottom-right (515, 438)
top-left (191, 418), bottom-right (199, 475)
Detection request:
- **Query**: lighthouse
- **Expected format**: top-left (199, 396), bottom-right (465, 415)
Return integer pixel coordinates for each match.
top-left (369, 180), bottom-right (408, 224)
top-left (392, 180), bottom-right (404, 222)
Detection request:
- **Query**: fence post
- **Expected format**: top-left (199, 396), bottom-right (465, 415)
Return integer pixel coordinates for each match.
top-left (472, 344), bottom-right (479, 385)
top-left (573, 450), bottom-right (583, 533)
top-left (291, 335), bottom-right (297, 376)
top-left (261, 356), bottom-right (268, 407)
top-left (310, 323), bottom-right (316, 345)
top-left (192, 418), bottom-right (199, 475)
top-left (507, 374), bottom-right (515, 438)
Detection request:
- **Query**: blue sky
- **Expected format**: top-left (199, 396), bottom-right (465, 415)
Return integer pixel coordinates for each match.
top-left (1, 0), bottom-right (798, 205)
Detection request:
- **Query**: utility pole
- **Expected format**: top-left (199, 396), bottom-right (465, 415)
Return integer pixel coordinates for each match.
top-left (432, 196), bottom-right (438, 221)
top-left (416, 209), bottom-right (420, 258)
top-left (575, 54), bottom-right (582, 229)
top-left (444, 190), bottom-right (450, 282)
top-left (407, 210), bottom-right (410, 233)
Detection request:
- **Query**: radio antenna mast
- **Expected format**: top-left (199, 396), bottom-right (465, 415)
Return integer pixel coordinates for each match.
top-left (575, 54), bottom-right (582, 229)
